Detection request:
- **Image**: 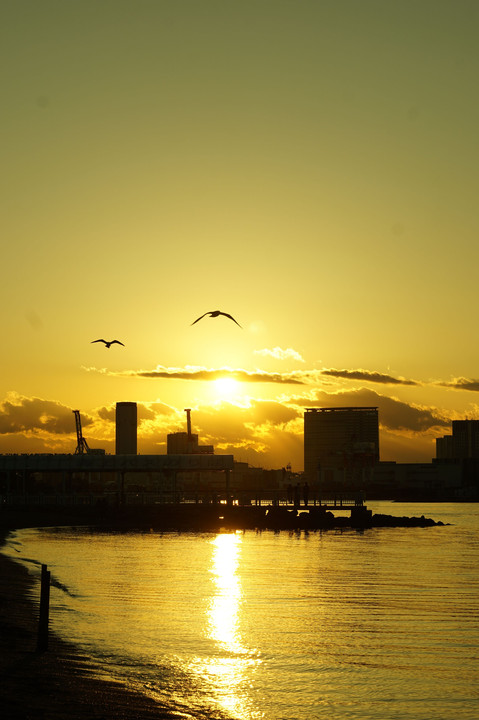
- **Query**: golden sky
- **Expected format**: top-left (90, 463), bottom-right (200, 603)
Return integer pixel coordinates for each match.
top-left (1, 1), bottom-right (479, 470)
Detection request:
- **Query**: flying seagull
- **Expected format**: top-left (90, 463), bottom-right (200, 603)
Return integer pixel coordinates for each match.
top-left (91, 339), bottom-right (125, 348)
top-left (191, 310), bottom-right (242, 328)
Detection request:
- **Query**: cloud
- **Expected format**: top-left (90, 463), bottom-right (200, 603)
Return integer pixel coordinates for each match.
top-left (321, 369), bottom-right (479, 393)
top-left (0, 376), bottom-right (458, 469)
top-left (254, 347), bottom-right (305, 362)
top-left (96, 400), bottom-right (176, 424)
top-left (180, 400), bottom-right (303, 468)
top-left (0, 394), bottom-right (83, 435)
top-left (85, 365), bottom-right (309, 385)
top-left (84, 365), bottom-right (479, 394)
top-left (293, 387), bottom-right (450, 432)
top-left (437, 377), bottom-right (479, 392)
top-left (321, 368), bottom-right (419, 386)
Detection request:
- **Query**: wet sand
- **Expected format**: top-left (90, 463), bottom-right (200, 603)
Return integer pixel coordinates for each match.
top-left (0, 528), bottom-right (177, 720)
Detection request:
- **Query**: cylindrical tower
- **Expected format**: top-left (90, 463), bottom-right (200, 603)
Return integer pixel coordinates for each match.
top-left (115, 402), bottom-right (137, 455)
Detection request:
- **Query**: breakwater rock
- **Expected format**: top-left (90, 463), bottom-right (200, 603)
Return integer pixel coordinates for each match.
top-left (260, 507), bottom-right (444, 531)
top-left (369, 513), bottom-right (443, 528)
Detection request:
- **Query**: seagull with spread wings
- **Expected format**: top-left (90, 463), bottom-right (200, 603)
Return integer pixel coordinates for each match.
top-left (91, 339), bottom-right (125, 348)
top-left (191, 310), bottom-right (242, 328)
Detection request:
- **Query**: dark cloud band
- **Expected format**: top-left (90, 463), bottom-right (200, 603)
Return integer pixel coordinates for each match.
top-left (438, 378), bottom-right (479, 392)
top-left (321, 369), bottom-right (418, 386)
top-left (128, 367), bottom-right (307, 385)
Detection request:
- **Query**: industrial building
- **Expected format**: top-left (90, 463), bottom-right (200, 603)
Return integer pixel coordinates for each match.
top-left (304, 407), bottom-right (379, 487)
top-left (1, 405), bottom-right (233, 496)
top-left (167, 409), bottom-right (214, 455)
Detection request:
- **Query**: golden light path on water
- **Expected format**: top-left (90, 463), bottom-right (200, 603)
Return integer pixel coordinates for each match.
top-left (189, 532), bottom-right (263, 720)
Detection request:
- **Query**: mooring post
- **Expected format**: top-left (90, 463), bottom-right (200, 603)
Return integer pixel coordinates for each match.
top-left (37, 564), bottom-right (51, 652)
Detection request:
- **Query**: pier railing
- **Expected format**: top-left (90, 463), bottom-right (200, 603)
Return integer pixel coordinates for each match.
top-left (1, 490), bottom-right (363, 509)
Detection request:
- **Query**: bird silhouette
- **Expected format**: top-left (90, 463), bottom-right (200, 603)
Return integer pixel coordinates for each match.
top-left (91, 339), bottom-right (125, 348)
top-left (191, 310), bottom-right (242, 327)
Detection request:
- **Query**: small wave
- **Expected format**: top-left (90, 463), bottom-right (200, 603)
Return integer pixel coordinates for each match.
top-left (49, 575), bottom-right (78, 598)
top-left (20, 555), bottom-right (44, 567)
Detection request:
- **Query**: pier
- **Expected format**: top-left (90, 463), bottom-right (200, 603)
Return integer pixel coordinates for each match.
top-left (1, 488), bottom-right (375, 532)
top-left (0, 452), bottom-right (366, 521)
top-left (0, 454), bottom-right (442, 531)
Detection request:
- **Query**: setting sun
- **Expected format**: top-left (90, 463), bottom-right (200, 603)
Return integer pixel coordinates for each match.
top-left (214, 377), bottom-right (241, 400)
top-left (2, 3), bottom-right (479, 719)
top-left (2, 0), bottom-right (479, 469)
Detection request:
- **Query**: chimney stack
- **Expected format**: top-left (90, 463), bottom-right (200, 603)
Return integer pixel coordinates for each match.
top-left (184, 408), bottom-right (192, 439)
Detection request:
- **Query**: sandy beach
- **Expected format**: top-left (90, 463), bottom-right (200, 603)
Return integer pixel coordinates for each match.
top-left (0, 525), bottom-right (177, 720)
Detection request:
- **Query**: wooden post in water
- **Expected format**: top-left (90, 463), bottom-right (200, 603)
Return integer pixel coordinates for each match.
top-left (37, 564), bottom-right (51, 652)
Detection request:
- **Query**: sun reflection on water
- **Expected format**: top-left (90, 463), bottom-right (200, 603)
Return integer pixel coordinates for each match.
top-left (208, 532), bottom-right (246, 654)
top-left (190, 532), bottom-right (263, 720)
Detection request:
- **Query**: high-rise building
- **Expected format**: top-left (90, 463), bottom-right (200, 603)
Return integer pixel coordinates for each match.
top-left (304, 407), bottom-right (379, 483)
top-left (115, 402), bottom-right (137, 455)
top-left (436, 420), bottom-right (479, 459)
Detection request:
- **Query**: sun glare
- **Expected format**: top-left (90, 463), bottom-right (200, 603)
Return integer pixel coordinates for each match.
top-left (214, 377), bottom-right (240, 399)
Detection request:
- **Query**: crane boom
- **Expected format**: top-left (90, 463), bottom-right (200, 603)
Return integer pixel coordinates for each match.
top-left (73, 410), bottom-right (90, 454)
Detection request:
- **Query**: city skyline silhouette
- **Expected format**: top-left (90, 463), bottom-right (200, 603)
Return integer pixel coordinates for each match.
top-left (2, 5), bottom-right (478, 720)
top-left (2, 1), bottom-right (479, 472)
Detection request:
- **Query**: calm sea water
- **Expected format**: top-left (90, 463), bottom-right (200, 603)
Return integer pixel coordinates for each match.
top-left (3, 502), bottom-right (479, 720)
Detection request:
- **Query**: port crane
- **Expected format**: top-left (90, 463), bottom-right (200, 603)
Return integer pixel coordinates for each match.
top-left (73, 410), bottom-right (90, 454)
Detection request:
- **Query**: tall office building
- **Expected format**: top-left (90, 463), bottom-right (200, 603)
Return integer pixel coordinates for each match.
top-left (115, 402), bottom-right (137, 455)
top-left (304, 407), bottom-right (379, 483)
top-left (436, 420), bottom-right (479, 459)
